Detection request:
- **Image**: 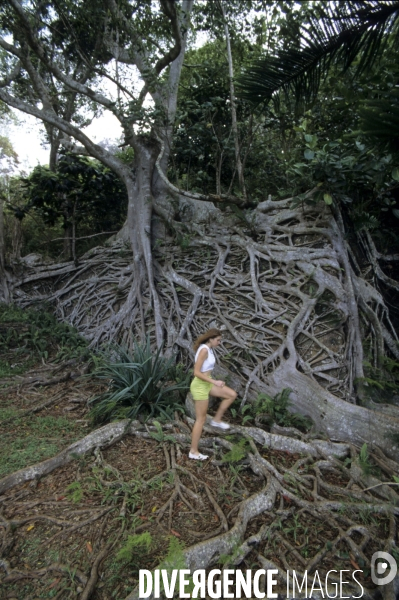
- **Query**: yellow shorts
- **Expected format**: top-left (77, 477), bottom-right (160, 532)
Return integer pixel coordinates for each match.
top-left (190, 377), bottom-right (213, 401)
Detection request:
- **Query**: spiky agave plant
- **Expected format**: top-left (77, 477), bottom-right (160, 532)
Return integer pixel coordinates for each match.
top-left (89, 339), bottom-right (189, 423)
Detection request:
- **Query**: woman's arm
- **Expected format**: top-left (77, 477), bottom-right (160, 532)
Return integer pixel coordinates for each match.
top-left (194, 348), bottom-right (224, 387)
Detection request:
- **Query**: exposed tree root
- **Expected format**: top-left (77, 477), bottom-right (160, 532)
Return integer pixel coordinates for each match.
top-left (80, 541), bottom-right (115, 600)
top-left (0, 419), bottom-right (139, 495)
top-left (0, 560), bottom-right (88, 586)
top-left (1, 417), bottom-right (397, 599)
top-left (3, 195), bottom-right (399, 597)
top-left (120, 421), bottom-right (398, 600)
top-left (7, 197), bottom-right (399, 461)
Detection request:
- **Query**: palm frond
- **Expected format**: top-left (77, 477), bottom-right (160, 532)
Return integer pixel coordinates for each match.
top-left (237, 1), bottom-right (399, 106)
top-left (358, 87), bottom-right (399, 151)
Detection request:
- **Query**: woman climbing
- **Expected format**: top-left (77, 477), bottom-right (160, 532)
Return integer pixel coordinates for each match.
top-left (189, 328), bottom-right (237, 460)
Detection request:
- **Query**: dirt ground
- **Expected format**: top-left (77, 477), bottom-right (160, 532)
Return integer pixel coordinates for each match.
top-left (0, 362), bottom-right (396, 600)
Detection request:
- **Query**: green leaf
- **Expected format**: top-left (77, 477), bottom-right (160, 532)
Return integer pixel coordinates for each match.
top-left (304, 134), bottom-right (313, 143)
top-left (392, 167), bottom-right (399, 181)
top-left (323, 193), bottom-right (333, 205)
top-left (392, 209), bottom-right (399, 218)
top-left (304, 149), bottom-right (314, 160)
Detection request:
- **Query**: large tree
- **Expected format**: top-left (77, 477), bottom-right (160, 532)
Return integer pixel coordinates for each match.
top-left (1, 0), bottom-right (399, 462)
top-left (2, 6), bottom-right (399, 594)
top-left (0, 0), bottom-right (197, 346)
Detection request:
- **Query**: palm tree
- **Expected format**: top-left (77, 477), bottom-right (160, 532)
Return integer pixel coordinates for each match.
top-left (237, 1), bottom-right (399, 121)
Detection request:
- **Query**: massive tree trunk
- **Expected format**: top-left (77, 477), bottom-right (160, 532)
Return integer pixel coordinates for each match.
top-left (0, 194), bottom-right (10, 303)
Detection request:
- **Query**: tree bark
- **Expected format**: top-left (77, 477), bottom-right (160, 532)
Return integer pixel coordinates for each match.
top-left (219, 1), bottom-right (246, 200)
top-left (0, 194), bottom-right (10, 302)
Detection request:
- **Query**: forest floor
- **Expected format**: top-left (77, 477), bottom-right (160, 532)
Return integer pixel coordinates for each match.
top-left (0, 309), bottom-right (397, 600)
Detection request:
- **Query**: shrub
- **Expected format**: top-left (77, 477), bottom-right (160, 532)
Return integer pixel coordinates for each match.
top-left (89, 339), bottom-right (189, 423)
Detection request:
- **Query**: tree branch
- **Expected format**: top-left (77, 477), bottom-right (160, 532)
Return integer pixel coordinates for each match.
top-left (154, 132), bottom-right (246, 207)
top-left (0, 87), bottom-right (129, 182)
top-left (7, 0), bottom-right (119, 115)
top-left (0, 59), bottom-right (21, 89)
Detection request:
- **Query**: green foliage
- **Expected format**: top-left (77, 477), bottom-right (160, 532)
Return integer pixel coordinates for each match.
top-left (116, 532), bottom-right (152, 564)
top-left (66, 482), bottom-right (84, 503)
top-left (286, 121), bottom-right (399, 229)
top-left (159, 535), bottom-right (186, 570)
top-left (89, 340), bottom-right (189, 424)
top-left (358, 443), bottom-right (375, 477)
top-left (219, 536), bottom-right (242, 566)
top-left (0, 437), bottom-right (59, 478)
top-left (176, 233), bottom-right (191, 250)
top-left (149, 421), bottom-right (176, 444)
top-left (0, 304), bottom-right (88, 375)
top-left (237, 2), bottom-right (399, 106)
top-left (10, 153), bottom-right (127, 259)
top-left (254, 389), bottom-right (313, 432)
top-left (359, 85), bottom-right (399, 153)
top-left (172, 36), bottom-right (254, 198)
top-left (359, 355), bottom-right (399, 404)
top-left (388, 432), bottom-right (399, 446)
top-left (222, 438), bottom-right (249, 463)
top-left (230, 402), bottom-right (254, 424)
top-left (158, 536), bottom-right (192, 594)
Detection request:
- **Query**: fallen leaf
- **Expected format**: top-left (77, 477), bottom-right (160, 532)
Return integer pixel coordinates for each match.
top-left (170, 529), bottom-right (181, 537)
top-left (151, 506), bottom-right (157, 513)
top-left (56, 495), bottom-right (65, 501)
top-left (350, 553), bottom-right (360, 570)
top-left (48, 578), bottom-right (61, 589)
top-left (139, 516), bottom-right (148, 521)
top-left (26, 524), bottom-right (35, 532)
top-left (86, 541), bottom-right (93, 553)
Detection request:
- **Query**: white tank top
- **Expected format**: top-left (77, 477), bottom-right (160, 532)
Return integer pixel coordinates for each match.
top-left (195, 344), bottom-right (216, 372)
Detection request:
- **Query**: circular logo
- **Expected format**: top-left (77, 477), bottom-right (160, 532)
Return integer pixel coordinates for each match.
top-left (371, 551), bottom-right (397, 586)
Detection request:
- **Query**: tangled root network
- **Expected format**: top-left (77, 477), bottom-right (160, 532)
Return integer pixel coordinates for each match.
top-left (4, 195), bottom-right (399, 598)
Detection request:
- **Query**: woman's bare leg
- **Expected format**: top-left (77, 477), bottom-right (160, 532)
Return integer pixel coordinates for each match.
top-left (209, 385), bottom-right (237, 422)
top-left (190, 399), bottom-right (209, 455)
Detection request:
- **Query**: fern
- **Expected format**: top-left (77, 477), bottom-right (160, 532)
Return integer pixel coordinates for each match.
top-left (158, 536), bottom-right (193, 594)
top-left (116, 532), bottom-right (152, 563)
top-left (222, 438), bottom-right (249, 463)
top-left (254, 389), bottom-right (312, 432)
top-left (358, 443), bottom-right (376, 477)
top-left (66, 482), bottom-right (83, 503)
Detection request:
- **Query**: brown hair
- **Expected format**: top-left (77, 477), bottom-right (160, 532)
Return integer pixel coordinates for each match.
top-left (193, 328), bottom-right (222, 351)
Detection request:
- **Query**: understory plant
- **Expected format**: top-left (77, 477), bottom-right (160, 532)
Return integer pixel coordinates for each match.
top-left (89, 339), bottom-right (189, 423)
top-left (254, 388), bottom-right (313, 432)
top-left (359, 355), bottom-right (399, 404)
top-left (116, 532), bottom-right (152, 564)
top-left (0, 303), bottom-right (88, 376)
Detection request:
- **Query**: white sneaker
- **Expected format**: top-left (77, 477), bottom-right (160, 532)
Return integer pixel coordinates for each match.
top-left (189, 452), bottom-right (209, 460)
top-left (211, 420), bottom-right (230, 430)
